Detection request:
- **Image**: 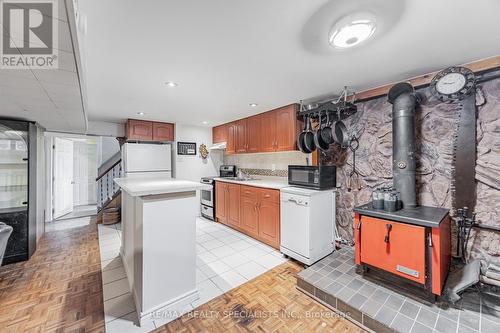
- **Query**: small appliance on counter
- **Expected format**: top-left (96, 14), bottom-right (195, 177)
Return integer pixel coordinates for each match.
top-left (200, 165), bottom-right (236, 220)
top-left (371, 185), bottom-right (401, 212)
top-left (280, 186), bottom-right (338, 266)
top-left (288, 165), bottom-right (336, 190)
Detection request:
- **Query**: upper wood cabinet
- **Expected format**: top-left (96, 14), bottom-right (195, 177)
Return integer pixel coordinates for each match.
top-left (127, 119), bottom-right (153, 141)
top-left (246, 115), bottom-right (261, 153)
top-left (126, 119), bottom-right (175, 142)
top-left (212, 124), bottom-right (227, 143)
top-left (226, 122), bottom-right (237, 154)
top-left (152, 122), bottom-right (174, 141)
top-left (211, 104), bottom-right (300, 154)
top-left (235, 119), bottom-right (247, 153)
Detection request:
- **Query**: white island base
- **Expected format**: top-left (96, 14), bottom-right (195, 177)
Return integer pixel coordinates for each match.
top-left (115, 177), bottom-right (207, 326)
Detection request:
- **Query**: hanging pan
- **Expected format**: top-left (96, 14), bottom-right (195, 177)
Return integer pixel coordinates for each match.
top-left (314, 112), bottom-right (331, 152)
top-left (334, 119), bottom-right (349, 149)
top-left (297, 115), bottom-right (316, 153)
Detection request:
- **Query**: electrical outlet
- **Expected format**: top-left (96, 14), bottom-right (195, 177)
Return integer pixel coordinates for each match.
top-left (271, 164), bottom-right (276, 171)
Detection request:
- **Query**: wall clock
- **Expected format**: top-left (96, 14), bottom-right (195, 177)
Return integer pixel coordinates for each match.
top-left (430, 66), bottom-right (475, 102)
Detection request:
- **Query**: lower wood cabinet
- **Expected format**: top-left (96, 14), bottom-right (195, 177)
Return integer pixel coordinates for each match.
top-left (215, 181), bottom-right (280, 249)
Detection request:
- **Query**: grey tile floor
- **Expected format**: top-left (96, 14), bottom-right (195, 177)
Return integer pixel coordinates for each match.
top-left (297, 247), bottom-right (500, 333)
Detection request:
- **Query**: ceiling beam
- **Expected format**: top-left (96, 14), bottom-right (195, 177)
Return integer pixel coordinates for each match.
top-left (353, 55), bottom-right (500, 101)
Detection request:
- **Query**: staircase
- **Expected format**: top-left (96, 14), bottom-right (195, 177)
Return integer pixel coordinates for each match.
top-left (96, 152), bottom-right (122, 223)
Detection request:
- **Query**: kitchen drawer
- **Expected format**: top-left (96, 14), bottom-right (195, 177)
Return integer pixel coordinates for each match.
top-left (360, 216), bottom-right (426, 284)
top-left (240, 185), bottom-right (258, 199)
top-left (259, 188), bottom-right (279, 204)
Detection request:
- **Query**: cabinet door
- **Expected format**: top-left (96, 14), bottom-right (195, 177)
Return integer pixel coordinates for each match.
top-left (127, 119), bottom-right (153, 141)
top-left (260, 111), bottom-right (277, 152)
top-left (275, 105), bottom-right (299, 151)
top-left (246, 115), bottom-right (261, 153)
top-left (360, 216), bottom-right (426, 284)
top-left (212, 125), bottom-right (227, 143)
top-left (215, 182), bottom-right (227, 223)
top-left (227, 183), bottom-right (240, 228)
top-left (152, 122), bottom-right (174, 141)
top-left (226, 123), bottom-right (236, 154)
top-left (257, 189), bottom-right (280, 248)
top-left (240, 186), bottom-right (259, 237)
top-left (235, 119), bottom-right (247, 153)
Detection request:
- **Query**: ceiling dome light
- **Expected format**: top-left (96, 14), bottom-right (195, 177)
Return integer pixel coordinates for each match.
top-left (165, 81), bottom-right (178, 87)
top-left (249, 103), bottom-right (258, 107)
top-left (329, 13), bottom-right (376, 49)
top-left (137, 112), bottom-right (145, 115)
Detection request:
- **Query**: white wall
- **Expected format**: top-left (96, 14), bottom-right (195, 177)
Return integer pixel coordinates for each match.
top-left (36, 125), bottom-right (46, 242)
top-left (97, 136), bottom-right (120, 167)
top-left (87, 121), bottom-right (125, 137)
top-left (173, 124), bottom-right (222, 181)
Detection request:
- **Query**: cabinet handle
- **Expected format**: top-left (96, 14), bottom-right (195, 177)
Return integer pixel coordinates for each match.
top-left (384, 224), bottom-right (392, 243)
top-left (264, 194), bottom-right (271, 198)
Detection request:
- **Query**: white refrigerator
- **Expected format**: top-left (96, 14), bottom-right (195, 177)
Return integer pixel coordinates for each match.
top-left (122, 143), bottom-right (172, 178)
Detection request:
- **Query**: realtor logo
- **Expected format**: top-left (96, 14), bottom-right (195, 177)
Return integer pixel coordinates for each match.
top-left (1, 0), bottom-right (58, 68)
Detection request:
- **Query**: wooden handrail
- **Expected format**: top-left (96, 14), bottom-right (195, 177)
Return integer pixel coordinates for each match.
top-left (96, 151), bottom-right (121, 181)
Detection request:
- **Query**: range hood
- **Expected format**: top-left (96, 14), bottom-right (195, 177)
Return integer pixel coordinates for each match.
top-left (208, 142), bottom-right (226, 150)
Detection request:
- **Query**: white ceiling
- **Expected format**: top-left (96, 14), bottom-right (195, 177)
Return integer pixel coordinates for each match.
top-left (4, 0), bottom-right (500, 133)
top-left (0, 0), bottom-right (86, 133)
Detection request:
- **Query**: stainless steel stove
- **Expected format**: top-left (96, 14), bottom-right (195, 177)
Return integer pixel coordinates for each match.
top-left (200, 165), bottom-right (236, 221)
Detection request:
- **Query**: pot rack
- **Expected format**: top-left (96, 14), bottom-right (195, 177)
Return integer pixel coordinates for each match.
top-left (298, 86), bottom-right (358, 122)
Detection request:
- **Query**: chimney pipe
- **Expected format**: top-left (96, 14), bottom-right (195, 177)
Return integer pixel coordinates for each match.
top-left (388, 82), bottom-right (418, 208)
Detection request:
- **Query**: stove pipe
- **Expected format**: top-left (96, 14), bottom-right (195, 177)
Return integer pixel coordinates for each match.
top-left (388, 82), bottom-right (418, 208)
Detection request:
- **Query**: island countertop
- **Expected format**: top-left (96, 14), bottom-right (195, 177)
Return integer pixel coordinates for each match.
top-left (114, 176), bottom-right (209, 196)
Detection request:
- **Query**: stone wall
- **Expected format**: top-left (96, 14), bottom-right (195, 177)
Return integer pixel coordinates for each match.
top-left (320, 73), bottom-right (500, 263)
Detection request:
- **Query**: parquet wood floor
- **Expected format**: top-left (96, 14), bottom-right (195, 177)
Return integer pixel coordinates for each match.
top-left (154, 262), bottom-right (365, 333)
top-left (0, 218), bottom-right (105, 333)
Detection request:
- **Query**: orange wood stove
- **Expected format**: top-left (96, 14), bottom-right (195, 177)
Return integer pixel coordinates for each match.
top-left (353, 204), bottom-right (451, 300)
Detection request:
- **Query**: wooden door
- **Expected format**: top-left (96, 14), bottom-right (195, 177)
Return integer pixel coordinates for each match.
top-left (246, 115), bottom-right (261, 153)
top-left (275, 105), bottom-right (299, 151)
top-left (235, 119), bottom-right (247, 153)
top-left (152, 122), bottom-right (174, 141)
top-left (260, 111), bottom-right (277, 152)
top-left (360, 216), bottom-right (426, 284)
top-left (227, 183), bottom-right (240, 228)
top-left (240, 186), bottom-right (259, 237)
top-left (215, 182), bottom-right (227, 223)
top-left (226, 123), bottom-right (236, 154)
top-left (257, 189), bottom-right (280, 248)
top-left (127, 119), bottom-right (153, 141)
top-left (212, 125), bottom-right (227, 143)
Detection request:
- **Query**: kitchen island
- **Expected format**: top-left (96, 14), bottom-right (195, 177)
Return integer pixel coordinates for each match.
top-left (114, 176), bottom-right (208, 326)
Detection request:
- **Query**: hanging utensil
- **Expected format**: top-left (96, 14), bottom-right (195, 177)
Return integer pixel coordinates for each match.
top-left (334, 109), bottom-right (349, 149)
top-left (297, 115), bottom-right (316, 153)
top-left (347, 135), bottom-right (361, 191)
top-left (314, 112), bottom-right (330, 152)
top-left (320, 111), bottom-right (335, 144)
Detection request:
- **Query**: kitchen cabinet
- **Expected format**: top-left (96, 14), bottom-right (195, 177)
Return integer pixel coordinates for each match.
top-left (215, 181), bottom-right (240, 227)
top-left (126, 119), bottom-right (175, 142)
top-left (215, 181), bottom-right (227, 222)
top-left (215, 181), bottom-right (280, 249)
top-left (152, 122), bottom-right (174, 141)
top-left (127, 119), bottom-right (153, 141)
top-left (212, 124), bottom-right (227, 143)
top-left (226, 122), bottom-right (237, 154)
top-left (227, 183), bottom-right (240, 228)
top-left (211, 104), bottom-right (300, 154)
top-left (235, 119), bottom-right (247, 153)
top-left (257, 189), bottom-right (280, 248)
top-left (240, 186), bottom-right (259, 237)
top-left (246, 115), bottom-right (261, 153)
top-left (275, 105), bottom-right (299, 151)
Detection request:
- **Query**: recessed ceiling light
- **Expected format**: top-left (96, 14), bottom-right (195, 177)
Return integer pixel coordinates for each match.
top-left (329, 13), bottom-right (376, 49)
top-left (249, 103), bottom-right (258, 107)
top-left (202, 121), bottom-right (208, 125)
top-left (137, 112), bottom-right (145, 115)
top-left (165, 81), bottom-right (178, 87)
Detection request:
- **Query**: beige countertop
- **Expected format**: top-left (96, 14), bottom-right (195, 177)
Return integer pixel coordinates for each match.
top-left (214, 176), bottom-right (289, 190)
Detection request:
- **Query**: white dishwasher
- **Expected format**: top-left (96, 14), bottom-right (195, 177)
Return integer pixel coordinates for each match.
top-left (280, 186), bottom-right (337, 265)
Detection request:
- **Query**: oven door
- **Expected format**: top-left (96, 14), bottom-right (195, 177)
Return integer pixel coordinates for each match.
top-left (200, 187), bottom-right (214, 207)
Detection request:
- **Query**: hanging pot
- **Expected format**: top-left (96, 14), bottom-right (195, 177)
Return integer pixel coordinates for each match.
top-left (297, 116), bottom-right (316, 153)
top-left (334, 120), bottom-right (349, 149)
top-left (320, 111), bottom-right (335, 145)
top-left (314, 112), bottom-right (330, 152)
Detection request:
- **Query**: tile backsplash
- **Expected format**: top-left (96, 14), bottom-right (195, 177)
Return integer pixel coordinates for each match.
top-left (224, 151), bottom-right (310, 177)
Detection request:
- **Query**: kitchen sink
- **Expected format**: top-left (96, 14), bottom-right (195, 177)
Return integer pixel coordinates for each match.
top-left (224, 176), bottom-right (260, 181)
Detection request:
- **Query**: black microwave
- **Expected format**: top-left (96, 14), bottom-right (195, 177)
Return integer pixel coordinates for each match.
top-left (288, 165), bottom-right (336, 190)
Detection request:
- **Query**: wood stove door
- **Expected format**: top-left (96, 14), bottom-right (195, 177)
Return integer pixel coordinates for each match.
top-left (360, 216), bottom-right (426, 284)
